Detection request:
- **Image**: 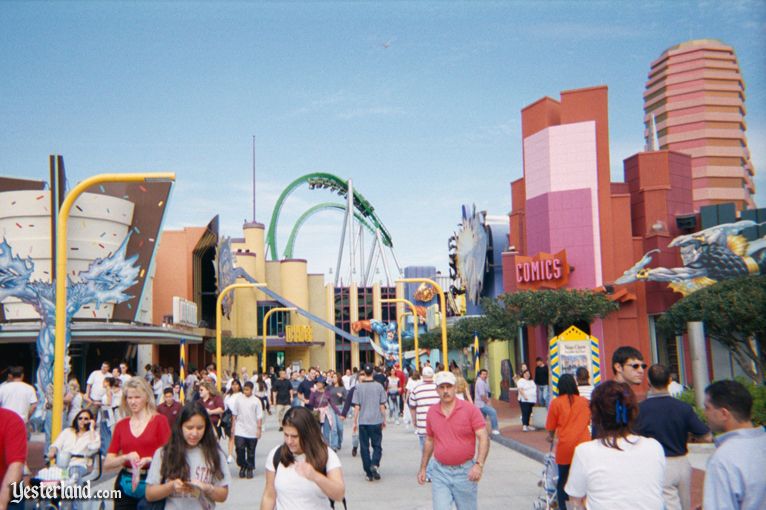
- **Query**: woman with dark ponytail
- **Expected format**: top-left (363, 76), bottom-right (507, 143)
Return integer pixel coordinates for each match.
top-left (564, 381), bottom-right (665, 510)
top-left (545, 374), bottom-right (591, 510)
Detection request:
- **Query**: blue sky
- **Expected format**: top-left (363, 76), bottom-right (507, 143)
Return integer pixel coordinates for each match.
top-left (2, 1), bottom-right (764, 281)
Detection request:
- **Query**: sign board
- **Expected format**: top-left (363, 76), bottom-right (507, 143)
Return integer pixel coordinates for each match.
top-left (549, 325), bottom-right (601, 396)
top-left (285, 325), bottom-right (313, 343)
top-left (172, 296), bottom-right (198, 327)
top-left (513, 250), bottom-right (569, 290)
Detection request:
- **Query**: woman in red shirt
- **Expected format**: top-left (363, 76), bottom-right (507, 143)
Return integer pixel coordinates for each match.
top-left (545, 373), bottom-right (591, 510)
top-left (105, 377), bottom-right (171, 510)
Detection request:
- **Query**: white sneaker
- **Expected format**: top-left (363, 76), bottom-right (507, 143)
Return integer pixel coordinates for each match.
top-left (522, 426), bottom-right (528, 432)
top-left (227, 455), bottom-right (233, 464)
top-left (395, 420), bottom-right (400, 425)
top-left (528, 426), bottom-right (536, 431)
top-left (491, 430), bottom-right (500, 435)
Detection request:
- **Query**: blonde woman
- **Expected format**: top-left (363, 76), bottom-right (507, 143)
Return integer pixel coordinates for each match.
top-left (104, 377), bottom-right (171, 510)
top-left (66, 379), bottom-right (84, 425)
top-left (452, 368), bottom-right (474, 404)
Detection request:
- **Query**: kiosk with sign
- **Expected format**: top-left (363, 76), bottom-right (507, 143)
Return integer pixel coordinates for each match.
top-left (549, 325), bottom-right (601, 396)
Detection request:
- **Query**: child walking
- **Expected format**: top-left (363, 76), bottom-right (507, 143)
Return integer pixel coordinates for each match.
top-left (145, 402), bottom-right (231, 510)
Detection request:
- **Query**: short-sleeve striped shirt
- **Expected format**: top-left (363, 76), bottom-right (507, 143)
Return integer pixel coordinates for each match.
top-left (408, 381), bottom-right (439, 436)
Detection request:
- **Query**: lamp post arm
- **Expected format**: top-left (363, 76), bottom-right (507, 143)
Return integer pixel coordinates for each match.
top-left (53, 172), bottom-right (175, 441)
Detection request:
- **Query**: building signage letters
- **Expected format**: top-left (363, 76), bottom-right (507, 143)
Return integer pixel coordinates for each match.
top-left (514, 250), bottom-right (569, 290)
top-left (285, 325), bottom-right (313, 343)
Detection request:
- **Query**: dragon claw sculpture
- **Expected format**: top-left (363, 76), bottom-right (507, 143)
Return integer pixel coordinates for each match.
top-left (614, 221), bottom-right (766, 296)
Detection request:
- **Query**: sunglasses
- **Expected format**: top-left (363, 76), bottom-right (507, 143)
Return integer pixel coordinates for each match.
top-left (627, 363), bottom-right (648, 370)
top-left (77, 416), bottom-right (91, 420)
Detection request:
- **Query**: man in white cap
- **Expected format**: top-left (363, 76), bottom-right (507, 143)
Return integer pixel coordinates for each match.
top-left (418, 371), bottom-right (489, 510)
top-left (408, 366), bottom-right (440, 479)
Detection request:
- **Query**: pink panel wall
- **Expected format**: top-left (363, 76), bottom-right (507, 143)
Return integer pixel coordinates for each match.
top-left (526, 189), bottom-right (599, 289)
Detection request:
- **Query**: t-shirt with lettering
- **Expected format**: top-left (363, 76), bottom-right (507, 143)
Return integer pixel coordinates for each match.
top-left (108, 414), bottom-right (171, 468)
top-left (147, 446), bottom-right (231, 510)
top-left (265, 445), bottom-right (341, 510)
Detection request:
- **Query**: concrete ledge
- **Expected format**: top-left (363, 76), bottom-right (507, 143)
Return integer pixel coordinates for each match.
top-left (491, 434), bottom-right (546, 464)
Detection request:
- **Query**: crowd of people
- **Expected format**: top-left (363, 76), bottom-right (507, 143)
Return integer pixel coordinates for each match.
top-left (0, 348), bottom-right (763, 510)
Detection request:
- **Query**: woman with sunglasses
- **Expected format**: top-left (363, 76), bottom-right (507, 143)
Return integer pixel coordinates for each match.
top-left (47, 408), bottom-right (100, 477)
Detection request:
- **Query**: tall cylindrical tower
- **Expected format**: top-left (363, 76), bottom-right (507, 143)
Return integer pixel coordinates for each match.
top-left (644, 39), bottom-right (756, 211)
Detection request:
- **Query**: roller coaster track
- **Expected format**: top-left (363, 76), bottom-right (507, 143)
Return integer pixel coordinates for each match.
top-left (266, 172), bottom-right (393, 260)
top-left (284, 202), bottom-right (376, 259)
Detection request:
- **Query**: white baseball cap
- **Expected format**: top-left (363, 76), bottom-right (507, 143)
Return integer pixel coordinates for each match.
top-left (434, 371), bottom-right (456, 387)
top-left (422, 366), bottom-right (435, 379)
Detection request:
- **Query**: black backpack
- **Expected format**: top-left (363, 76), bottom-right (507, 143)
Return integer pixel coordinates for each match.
top-left (272, 449), bottom-right (348, 509)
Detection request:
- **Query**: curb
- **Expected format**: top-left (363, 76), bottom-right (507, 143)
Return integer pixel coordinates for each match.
top-left (491, 434), bottom-right (546, 464)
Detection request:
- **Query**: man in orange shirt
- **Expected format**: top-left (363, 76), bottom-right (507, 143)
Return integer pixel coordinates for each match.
top-left (545, 374), bottom-right (591, 510)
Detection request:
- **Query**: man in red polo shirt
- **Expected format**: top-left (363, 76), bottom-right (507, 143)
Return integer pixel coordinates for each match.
top-left (417, 371), bottom-right (489, 510)
top-left (0, 408), bottom-right (27, 510)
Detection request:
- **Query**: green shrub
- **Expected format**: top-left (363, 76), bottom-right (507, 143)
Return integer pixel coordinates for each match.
top-left (677, 380), bottom-right (765, 427)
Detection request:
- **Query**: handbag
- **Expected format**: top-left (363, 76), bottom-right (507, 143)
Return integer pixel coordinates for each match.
top-left (118, 470), bottom-right (148, 499)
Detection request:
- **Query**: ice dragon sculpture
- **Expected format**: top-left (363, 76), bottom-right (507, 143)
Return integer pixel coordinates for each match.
top-left (0, 234), bottom-right (139, 422)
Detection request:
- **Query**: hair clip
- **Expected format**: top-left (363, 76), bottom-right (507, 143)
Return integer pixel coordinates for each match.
top-left (615, 401), bottom-right (628, 425)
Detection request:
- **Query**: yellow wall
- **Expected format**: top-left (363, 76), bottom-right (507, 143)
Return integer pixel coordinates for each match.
top-left (486, 339), bottom-right (515, 398)
top-left (325, 283), bottom-right (336, 370)
top-left (264, 261), bottom-right (282, 295)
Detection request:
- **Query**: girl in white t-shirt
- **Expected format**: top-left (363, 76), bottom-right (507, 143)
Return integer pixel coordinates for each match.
top-left (565, 381), bottom-right (665, 510)
top-left (261, 407), bottom-right (345, 510)
top-left (404, 369), bottom-right (422, 429)
top-left (386, 368), bottom-right (400, 423)
top-left (145, 402), bottom-right (231, 510)
top-left (223, 379), bottom-right (242, 464)
top-left (516, 369), bottom-right (537, 431)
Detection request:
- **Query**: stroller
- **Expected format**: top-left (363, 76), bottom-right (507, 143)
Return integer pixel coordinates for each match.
top-left (30, 452), bottom-right (104, 510)
top-left (532, 443), bottom-right (559, 510)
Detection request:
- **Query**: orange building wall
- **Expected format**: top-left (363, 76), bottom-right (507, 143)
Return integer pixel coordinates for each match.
top-left (152, 227), bottom-right (205, 325)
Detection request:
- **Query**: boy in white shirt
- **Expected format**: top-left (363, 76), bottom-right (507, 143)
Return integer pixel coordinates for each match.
top-left (232, 381), bottom-right (263, 479)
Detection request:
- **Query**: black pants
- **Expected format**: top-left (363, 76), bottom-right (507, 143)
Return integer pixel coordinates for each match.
top-left (520, 402), bottom-right (534, 426)
top-left (235, 436), bottom-right (258, 469)
top-left (358, 424), bottom-right (383, 477)
top-left (114, 470), bottom-right (141, 510)
top-left (557, 463), bottom-right (570, 510)
top-left (259, 396), bottom-right (270, 413)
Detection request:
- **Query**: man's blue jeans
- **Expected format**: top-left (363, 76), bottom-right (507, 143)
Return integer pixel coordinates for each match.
top-left (418, 434), bottom-right (434, 479)
top-left (358, 424), bottom-right (383, 477)
top-left (479, 405), bottom-right (499, 431)
top-left (537, 385), bottom-right (550, 407)
top-left (431, 459), bottom-right (478, 510)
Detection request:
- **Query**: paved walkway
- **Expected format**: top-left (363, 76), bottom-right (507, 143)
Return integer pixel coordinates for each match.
top-left (74, 407), bottom-right (543, 509)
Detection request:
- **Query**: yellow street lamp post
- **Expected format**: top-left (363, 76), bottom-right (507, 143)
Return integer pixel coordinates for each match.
top-left (216, 283), bottom-right (266, 391)
top-left (262, 307), bottom-right (296, 373)
top-left (381, 297), bottom-right (421, 370)
top-left (396, 278), bottom-right (449, 368)
top-left (53, 172), bottom-right (175, 440)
